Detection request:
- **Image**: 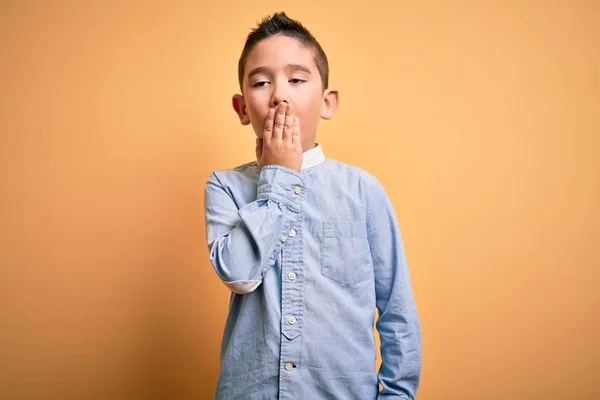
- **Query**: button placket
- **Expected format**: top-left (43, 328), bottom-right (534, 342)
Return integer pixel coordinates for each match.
top-left (279, 197), bottom-right (303, 395)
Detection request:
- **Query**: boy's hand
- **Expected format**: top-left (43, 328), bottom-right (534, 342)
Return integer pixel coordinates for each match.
top-left (255, 102), bottom-right (302, 173)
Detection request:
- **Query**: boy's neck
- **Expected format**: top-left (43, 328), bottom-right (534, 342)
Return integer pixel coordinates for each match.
top-left (302, 141), bottom-right (317, 153)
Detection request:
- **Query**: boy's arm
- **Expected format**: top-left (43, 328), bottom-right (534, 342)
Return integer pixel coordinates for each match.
top-left (367, 178), bottom-right (422, 400)
top-left (204, 165), bottom-right (304, 294)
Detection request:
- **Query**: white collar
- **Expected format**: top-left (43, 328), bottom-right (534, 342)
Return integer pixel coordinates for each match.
top-left (301, 142), bottom-right (326, 170)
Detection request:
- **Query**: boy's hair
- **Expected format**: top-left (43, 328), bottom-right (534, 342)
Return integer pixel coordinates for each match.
top-left (238, 12), bottom-right (329, 92)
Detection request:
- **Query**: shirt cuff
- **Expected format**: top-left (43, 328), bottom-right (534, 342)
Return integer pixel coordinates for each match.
top-left (257, 165), bottom-right (306, 213)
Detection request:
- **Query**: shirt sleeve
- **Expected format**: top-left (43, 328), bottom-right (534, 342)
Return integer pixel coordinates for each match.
top-left (367, 178), bottom-right (422, 400)
top-left (204, 165), bottom-right (305, 294)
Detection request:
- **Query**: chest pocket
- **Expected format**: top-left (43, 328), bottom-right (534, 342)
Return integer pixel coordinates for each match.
top-left (321, 220), bottom-right (372, 286)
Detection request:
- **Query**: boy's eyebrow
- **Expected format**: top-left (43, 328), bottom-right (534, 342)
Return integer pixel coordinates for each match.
top-left (286, 64), bottom-right (312, 74)
top-left (247, 66), bottom-right (269, 80)
top-left (247, 64), bottom-right (312, 80)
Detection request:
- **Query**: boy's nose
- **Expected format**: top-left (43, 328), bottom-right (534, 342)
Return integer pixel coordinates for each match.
top-left (270, 91), bottom-right (290, 107)
top-left (271, 99), bottom-right (287, 107)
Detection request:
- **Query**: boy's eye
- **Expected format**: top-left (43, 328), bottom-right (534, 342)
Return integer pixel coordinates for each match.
top-left (251, 79), bottom-right (305, 88)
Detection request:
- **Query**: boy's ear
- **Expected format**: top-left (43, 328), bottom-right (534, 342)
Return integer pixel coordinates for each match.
top-left (232, 94), bottom-right (251, 125)
top-left (320, 88), bottom-right (340, 120)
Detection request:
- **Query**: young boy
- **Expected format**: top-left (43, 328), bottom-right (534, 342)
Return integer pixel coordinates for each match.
top-left (204, 12), bottom-right (421, 400)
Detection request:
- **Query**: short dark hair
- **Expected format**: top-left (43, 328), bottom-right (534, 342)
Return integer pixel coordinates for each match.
top-left (238, 12), bottom-right (329, 92)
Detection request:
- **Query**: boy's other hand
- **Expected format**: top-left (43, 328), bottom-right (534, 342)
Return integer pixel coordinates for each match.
top-left (255, 102), bottom-right (302, 173)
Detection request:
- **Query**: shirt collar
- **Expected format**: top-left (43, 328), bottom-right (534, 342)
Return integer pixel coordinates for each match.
top-left (302, 142), bottom-right (326, 170)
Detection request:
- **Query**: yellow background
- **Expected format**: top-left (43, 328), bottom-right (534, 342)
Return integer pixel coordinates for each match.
top-left (1, 1), bottom-right (599, 399)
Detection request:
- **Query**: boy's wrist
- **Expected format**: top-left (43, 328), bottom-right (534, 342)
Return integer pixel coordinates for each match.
top-left (260, 163), bottom-right (303, 177)
top-left (257, 165), bottom-right (306, 213)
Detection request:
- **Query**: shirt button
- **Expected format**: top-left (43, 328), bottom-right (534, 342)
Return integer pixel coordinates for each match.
top-left (288, 316), bottom-right (297, 325)
top-left (294, 186), bottom-right (302, 194)
top-left (289, 229), bottom-right (296, 237)
top-left (284, 362), bottom-right (293, 371)
top-left (280, 235), bottom-right (287, 242)
top-left (287, 272), bottom-right (296, 281)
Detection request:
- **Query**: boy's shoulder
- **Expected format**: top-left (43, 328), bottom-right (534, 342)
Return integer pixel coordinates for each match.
top-left (206, 160), bottom-right (260, 183)
top-left (324, 157), bottom-right (378, 178)
top-left (323, 157), bottom-right (386, 194)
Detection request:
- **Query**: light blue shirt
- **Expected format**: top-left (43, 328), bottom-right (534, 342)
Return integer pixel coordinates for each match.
top-left (204, 143), bottom-right (421, 400)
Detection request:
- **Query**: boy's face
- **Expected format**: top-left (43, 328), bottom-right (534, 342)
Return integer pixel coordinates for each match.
top-left (232, 35), bottom-right (339, 152)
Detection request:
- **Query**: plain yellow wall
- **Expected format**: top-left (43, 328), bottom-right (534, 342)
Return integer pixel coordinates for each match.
top-left (1, 1), bottom-right (599, 399)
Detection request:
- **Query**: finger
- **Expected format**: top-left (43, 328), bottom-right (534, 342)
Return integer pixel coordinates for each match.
top-left (282, 103), bottom-right (295, 142)
top-left (292, 116), bottom-right (301, 145)
top-left (263, 107), bottom-right (276, 142)
top-left (273, 102), bottom-right (287, 140)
